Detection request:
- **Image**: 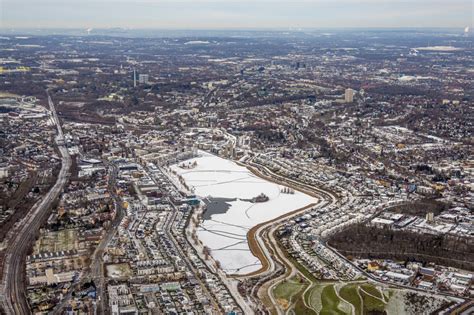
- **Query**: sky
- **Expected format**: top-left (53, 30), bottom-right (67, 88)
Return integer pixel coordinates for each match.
top-left (1, 0), bottom-right (472, 30)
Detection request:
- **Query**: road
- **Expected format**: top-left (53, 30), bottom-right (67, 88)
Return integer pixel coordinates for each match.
top-left (148, 167), bottom-right (223, 313)
top-left (238, 160), bottom-right (339, 313)
top-left (157, 164), bottom-right (251, 314)
top-left (50, 163), bottom-right (123, 315)
top-left (247, 159), bottom-right (466, 310)
top-left (185, 205), bottom-right (254, 314)
top-left (0, 92), bottom-right (71, 314)
top-left (166, 204), bottom-right (222, 313)
top-left (91, 163), bottom-right (124, 314)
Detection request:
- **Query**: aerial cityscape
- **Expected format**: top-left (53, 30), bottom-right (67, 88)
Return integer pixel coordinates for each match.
top-left (0, 1), bottom-right (473, 314)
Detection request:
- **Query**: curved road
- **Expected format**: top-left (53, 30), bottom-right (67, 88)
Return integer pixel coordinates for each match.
top-left (239, 160), bottom-right (338, 314)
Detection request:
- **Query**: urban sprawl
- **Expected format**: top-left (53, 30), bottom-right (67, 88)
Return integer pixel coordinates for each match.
top-left (0, 29), bottom-right (473, 314)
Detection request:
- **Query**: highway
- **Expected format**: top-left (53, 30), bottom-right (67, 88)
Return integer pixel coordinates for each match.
top-left (0, 92), bottom-right (71, 315)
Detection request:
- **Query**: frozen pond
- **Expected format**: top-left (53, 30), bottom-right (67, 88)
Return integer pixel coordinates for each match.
top-left (171, 151), bottom-right (316, 274)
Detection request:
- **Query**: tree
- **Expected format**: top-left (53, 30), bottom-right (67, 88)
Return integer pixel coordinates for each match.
top-left (203, 246), bottom-right (211, 260)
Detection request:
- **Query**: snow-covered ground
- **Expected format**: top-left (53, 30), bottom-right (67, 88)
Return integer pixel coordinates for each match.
top-left (171, 151), bottom-right (316, 275)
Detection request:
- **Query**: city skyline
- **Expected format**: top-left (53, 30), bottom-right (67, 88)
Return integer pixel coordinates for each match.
top-left (0, 18), bottom-right (472, 315)
top-left (1, 0), bottom-right (472, 30)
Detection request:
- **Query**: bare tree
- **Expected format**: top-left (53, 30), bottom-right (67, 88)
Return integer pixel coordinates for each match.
top-left (203, 246), bottom-right (211, 260)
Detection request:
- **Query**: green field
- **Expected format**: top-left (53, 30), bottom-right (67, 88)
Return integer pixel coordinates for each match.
top-left (294, 286), bottom-right (317, 315)
top-left (275, 240), bottom-right (393, 315)
top-left (320, 285), bottom-right (347, 315)
top-left (306, 283), bottom-right (325, 313)
top-left (273, 276), bottom-right (318, 314)
top-left (273, 277), bottom-right (306, 305)
top-left (300, 282), bottom-right (391, 315)
top-left (339, 284), bottom-right (362, 315)
top-left (360, 284), bottom-right (383, 300)
top-left (359, 286), bottom-right (386, 313)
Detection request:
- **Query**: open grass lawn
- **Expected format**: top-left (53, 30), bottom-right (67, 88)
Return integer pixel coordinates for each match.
top-left (320, 284), bottom-right (347, 315)
top-left (297, 280), bottom-right (392, 315)
top-left (294, 286), bottom-right (317, 315)
top-left (359, 287), bottom-right (386, 313)
top-left (292, 278), bottom-right (390, 315)
top-left (306, 284), bottom-right (325, 313)
top-left (360, 284), bottom-right (383, 300)
top-left (273, 277), bottom-right (306, 303)
top-left (340, 284), bottom-right (363, 315)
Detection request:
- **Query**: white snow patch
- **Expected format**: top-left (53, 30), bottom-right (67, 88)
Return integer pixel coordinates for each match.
top-left (171, 151), bottom-right (316, 274)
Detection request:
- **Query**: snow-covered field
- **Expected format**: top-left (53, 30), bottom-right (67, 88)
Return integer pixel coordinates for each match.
top-left (171, 151), bottom-right (316, 275)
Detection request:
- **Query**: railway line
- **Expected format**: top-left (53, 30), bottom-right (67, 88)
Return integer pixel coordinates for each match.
top-left (0, 92), bottom-right (71, 315)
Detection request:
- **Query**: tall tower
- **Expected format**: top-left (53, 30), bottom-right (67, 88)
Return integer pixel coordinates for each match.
top-left (133, 68), bottom-right (137, 88)
top-left (345, 88), bottom-right (354, 103)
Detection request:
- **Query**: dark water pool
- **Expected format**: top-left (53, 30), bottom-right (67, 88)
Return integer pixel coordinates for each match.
top-left (202, 197), bottom-right (237, 220)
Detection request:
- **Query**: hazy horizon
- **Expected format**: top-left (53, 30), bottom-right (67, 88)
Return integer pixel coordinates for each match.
top-left (1, 0), bottom-right (472, 30)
